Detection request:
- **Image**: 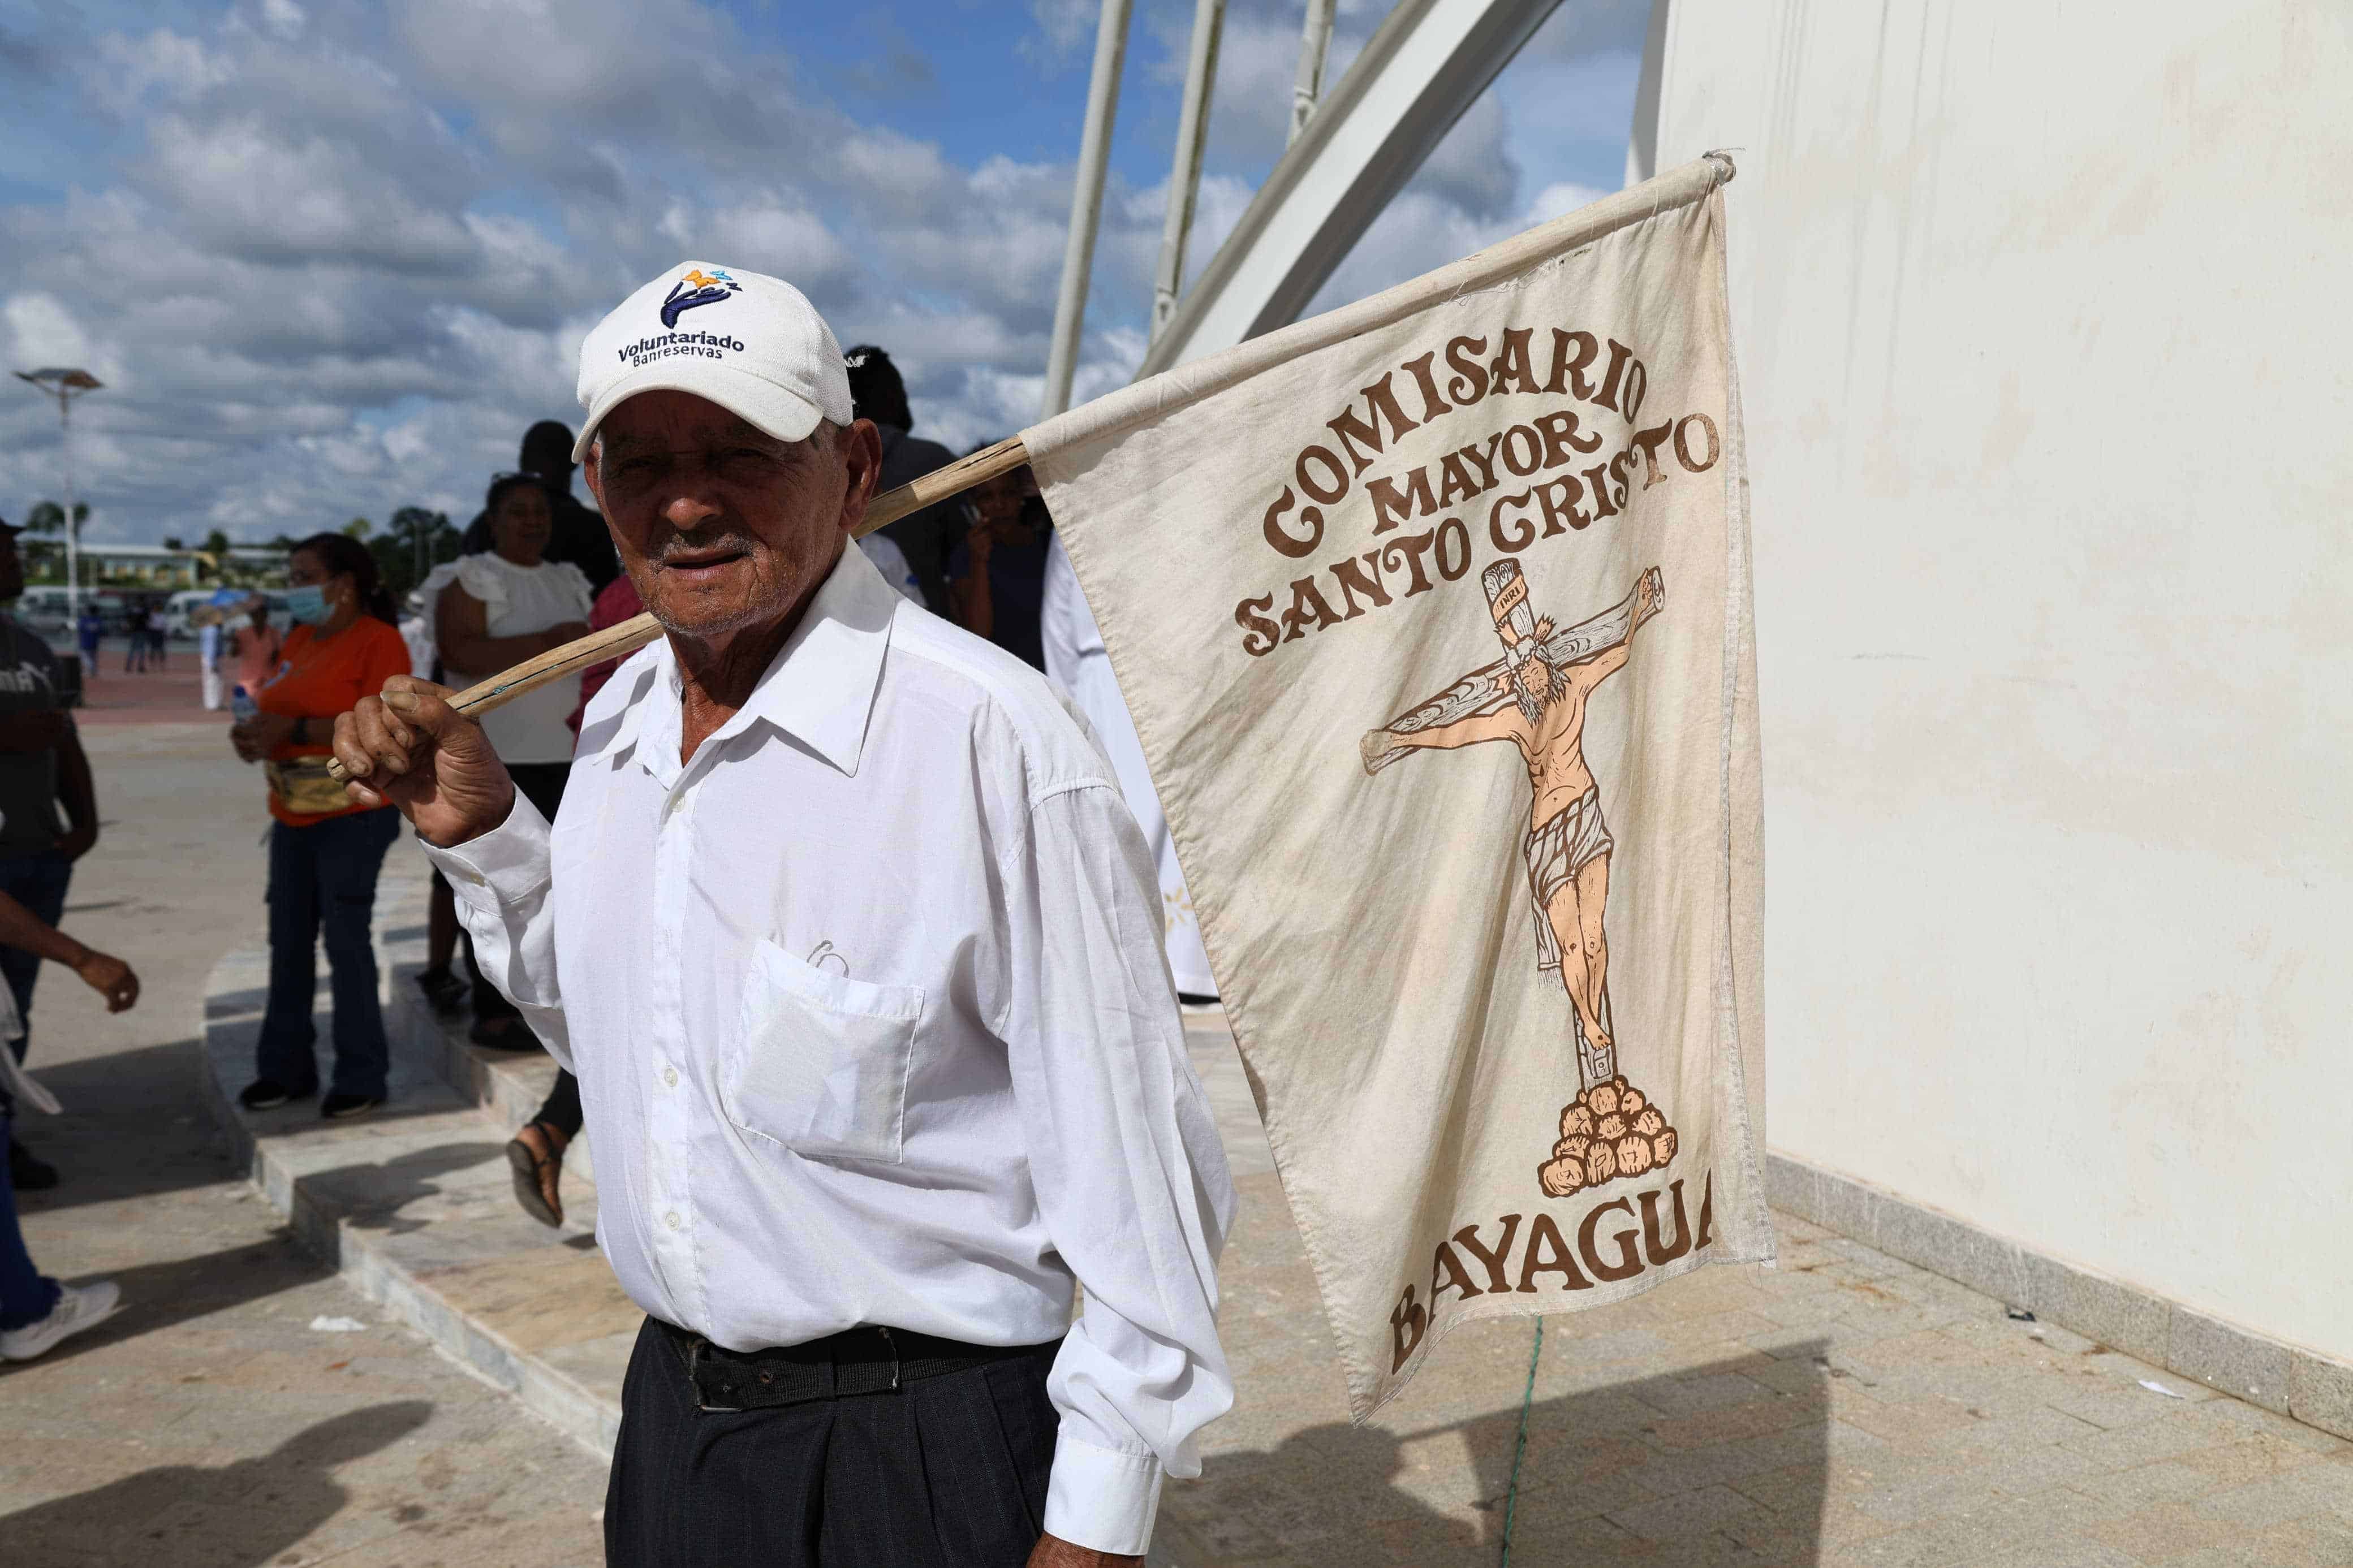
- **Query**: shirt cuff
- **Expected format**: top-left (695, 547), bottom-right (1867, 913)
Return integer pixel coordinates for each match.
top-left (418, 789), bottom-right (551, 913)
top-left (1042, 1431), bottom-right (1165, 1557)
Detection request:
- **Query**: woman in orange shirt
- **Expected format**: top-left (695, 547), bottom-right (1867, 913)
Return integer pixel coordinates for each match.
top-left (227, 533), bottom-right (412, 1119)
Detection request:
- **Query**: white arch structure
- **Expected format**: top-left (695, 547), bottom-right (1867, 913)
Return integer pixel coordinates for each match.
top-left (1135, 0), bottom-right (1574, 379)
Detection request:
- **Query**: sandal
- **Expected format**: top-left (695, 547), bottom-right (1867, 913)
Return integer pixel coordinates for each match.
top-left (506, 1118), bottom-right (571, 1228)
top-left (468, 1015), bottom-right (540, 1052)
top-left (413, 966), bottom-right (468, 1017)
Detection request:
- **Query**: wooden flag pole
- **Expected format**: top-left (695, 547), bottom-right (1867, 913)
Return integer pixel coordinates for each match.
top-left (322, 432), bottom-right (1031, 783)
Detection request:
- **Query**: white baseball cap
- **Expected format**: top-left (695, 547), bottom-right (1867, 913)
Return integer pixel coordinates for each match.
top-left (572, 261), bottom-right (855, 462)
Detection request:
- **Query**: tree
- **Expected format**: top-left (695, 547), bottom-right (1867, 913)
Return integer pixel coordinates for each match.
top-left (202, 528), bottom-right (232, 559)
top-left (369, 506), bottom-right (460, 603)
top-left (343, 517), bottom-right (373, 540)
top-left (23, 500), bottom-right (88, 535)
top-left (162, 535), bottom-right (185, 551)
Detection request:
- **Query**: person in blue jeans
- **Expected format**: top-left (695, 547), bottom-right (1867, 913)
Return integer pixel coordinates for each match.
top-left (75, 604), bottom-right (103, 676)
top-left (0, 520), bottom-right (102, 1192)
top-left (227, 533), bottom-right (413, 1118)
top-left (0, 888), bottom-right (139, 1362)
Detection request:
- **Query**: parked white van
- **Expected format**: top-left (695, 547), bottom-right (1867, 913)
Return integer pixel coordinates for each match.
top-left (7, 589), bottom-right (128, 640)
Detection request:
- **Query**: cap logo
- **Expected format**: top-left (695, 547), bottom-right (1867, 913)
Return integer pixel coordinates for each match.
top-left (661, 266), bottom-right (742, 329)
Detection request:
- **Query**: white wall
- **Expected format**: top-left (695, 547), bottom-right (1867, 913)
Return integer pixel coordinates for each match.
top-left (1647, 0), bottom-right (2353, 1361)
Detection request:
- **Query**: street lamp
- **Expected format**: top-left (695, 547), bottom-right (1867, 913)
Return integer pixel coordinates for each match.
top-left (14, 367), bottom-right (104, 624)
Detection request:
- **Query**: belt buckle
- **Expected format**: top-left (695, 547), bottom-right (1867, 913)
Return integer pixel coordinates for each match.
top-left (689, 1337), bottom-right (744, 1414)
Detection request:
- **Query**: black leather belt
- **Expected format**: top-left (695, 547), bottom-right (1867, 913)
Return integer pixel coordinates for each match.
top-left (657, 1318), bottom-right (1060, 1413)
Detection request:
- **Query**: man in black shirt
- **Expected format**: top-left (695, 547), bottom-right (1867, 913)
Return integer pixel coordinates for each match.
top-left (844, 345), bottom-right (962, 614)
top-left (459, 421), bottom-right (619, 593)
top-left (946, 465), bottom-right (1052, 673)
top-left (0, 519), bottom-right (100, 1190)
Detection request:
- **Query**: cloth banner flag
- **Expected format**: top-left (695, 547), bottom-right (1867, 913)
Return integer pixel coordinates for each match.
top-left (1020, 155), bottom-right (1771, 1417)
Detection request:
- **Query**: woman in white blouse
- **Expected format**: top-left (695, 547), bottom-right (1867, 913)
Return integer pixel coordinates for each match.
top-left (435, 473), bottom-right (593, 1051)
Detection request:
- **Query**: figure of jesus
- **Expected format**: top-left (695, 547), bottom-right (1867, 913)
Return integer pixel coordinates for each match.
top-left (1360, 560), bottom-right (1665, 1090)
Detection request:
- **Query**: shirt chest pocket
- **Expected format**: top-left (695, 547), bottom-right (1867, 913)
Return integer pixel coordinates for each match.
top-left (720, 939), bottom-right (923, 1166)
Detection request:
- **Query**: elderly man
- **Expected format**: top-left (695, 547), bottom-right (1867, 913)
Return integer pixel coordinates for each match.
top-left (333, 264), bottom-right (1234, 1567)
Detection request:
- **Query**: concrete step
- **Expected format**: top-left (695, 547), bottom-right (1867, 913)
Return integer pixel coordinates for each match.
top-left (405, 979), bottom-right (598, 1189)
top-left (200, 863), bottom-right (634, 1458)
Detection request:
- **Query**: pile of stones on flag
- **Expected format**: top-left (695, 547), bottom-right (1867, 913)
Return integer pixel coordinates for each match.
top-left (1539, 1077), bottom-right (1679, 1197)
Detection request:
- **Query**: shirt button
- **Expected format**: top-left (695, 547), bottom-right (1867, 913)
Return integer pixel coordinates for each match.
top-left (665, 1211), bottom-right (682, 1230)
top-left (662, 1066), bottom-right (679, 1088)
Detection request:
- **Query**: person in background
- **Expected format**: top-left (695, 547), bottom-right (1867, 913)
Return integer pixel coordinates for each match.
top-left (198, 607), bottom-right (227, 711)
top-left (947, 456), bottom-right (1051, 672)
top-left (436, 473), bottom-right (592, 1051)
top-left (122, 601), bottom-right (149, 675)
top-left (74, 604), bottom-right (102, 680)
top-left (844, 344), bottom-right (960, 612)
top-left (0, 889), bottom-right (138, 1363)
top-left (460, 424), bottom-right (619, 593)
top-left (503, 568), bottom-right (646, 1228)
top-left (146, 603), bottom-right (169, 670)
top-left (400, 569), bottom-right (472, 1018)
top-left (228, 533), bottom-right (411, 1118)
top-left (567, 572), bottom-right (645, 736)
top-left (230, 600), bottom-right (282, 706)
top-left (0, 520), bottom-right (101, 1192)
top-left (1040, 536), bottom-right (1218, 1005)
top-left (397, 589), bottom-right (436, 681)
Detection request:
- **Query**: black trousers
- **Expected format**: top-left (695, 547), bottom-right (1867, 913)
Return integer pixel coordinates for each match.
top-left (606, 1318), bottom-right (1060, 1567)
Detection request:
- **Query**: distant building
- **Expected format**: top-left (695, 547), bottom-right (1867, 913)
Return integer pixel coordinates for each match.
top-left (20, 540), bottom-right (290, 588)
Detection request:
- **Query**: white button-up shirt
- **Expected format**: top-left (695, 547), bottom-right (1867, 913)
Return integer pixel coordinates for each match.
top-left (426, 544), bottom-right (1235, 1554)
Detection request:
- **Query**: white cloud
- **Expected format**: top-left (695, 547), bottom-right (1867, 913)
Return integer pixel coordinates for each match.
top-left (1022, 0), bottom-right (1100, 68)
top-left (3, 293), bottom-right (97, 372)
top-left (148, 115), bottom-right (480, 270)
top-left (696, 201), bottom-right (856, 294)
top-left (1527, 180), bottom-right (1611, 225)
top-left (0, 0), bottom-right (1639, 545)
top-left (257, 0), bottom-right (308, 42)
top-left (90, 28), bottom-right (234, 111)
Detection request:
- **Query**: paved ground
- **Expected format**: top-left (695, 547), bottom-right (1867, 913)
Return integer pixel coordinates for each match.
top-left (1160, 1195), bottom-right (2353, 1566)
top-left (0, 723), bottom-right (607, 1566)
top-left (6, 719), bottom-right (2352, 1567)
top-left (60, 647), bottom-right (232, 725)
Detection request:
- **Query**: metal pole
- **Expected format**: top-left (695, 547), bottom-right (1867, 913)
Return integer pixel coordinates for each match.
top-left (59, 391), bottom-right (79, 626)
top-left (1150, 0), bottom-right (1225, 344)
top-left (1041, 0), bottom-right (1134, 421)
top-left (1288, 0), bottom-right (1336, 145)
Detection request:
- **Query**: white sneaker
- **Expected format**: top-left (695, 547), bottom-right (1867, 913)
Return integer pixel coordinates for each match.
top-left (0, 1280), bottom-right (123, 1362)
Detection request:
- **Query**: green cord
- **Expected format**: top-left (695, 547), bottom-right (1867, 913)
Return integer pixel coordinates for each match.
top-left (1499, 1315), bottom-right (1544, 1566)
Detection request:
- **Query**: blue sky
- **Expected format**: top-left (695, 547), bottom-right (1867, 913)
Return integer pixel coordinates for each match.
top-left (0, 0), bottom-right (1645, 543)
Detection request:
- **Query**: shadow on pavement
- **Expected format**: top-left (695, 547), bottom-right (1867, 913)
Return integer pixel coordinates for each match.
top-left (0, 1401), bottom-right (433, 1563)
top-left (311, 1139), bottom-right (508, 1238)
top-left (12, 1040), bottom-right (474, 1215)
top-left (8, 1039), bottom-right (255, 1216)
top-left (1163, 1342), bottom-right (1831, 1566)
top-left (0, 1232), bottom-right (328, 1375)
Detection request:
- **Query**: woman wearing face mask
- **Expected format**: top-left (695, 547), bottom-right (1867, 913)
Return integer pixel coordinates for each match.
top-left (433, 473), bottom-right (591, 1053)
top-left (228, 533), bottom-right (412, 1118)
